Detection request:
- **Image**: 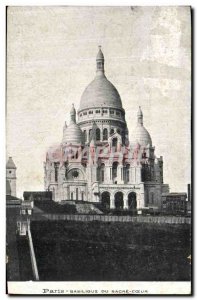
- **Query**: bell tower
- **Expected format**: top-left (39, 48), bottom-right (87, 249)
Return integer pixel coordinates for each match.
top-left (6, 157), bottom-right (17, 197)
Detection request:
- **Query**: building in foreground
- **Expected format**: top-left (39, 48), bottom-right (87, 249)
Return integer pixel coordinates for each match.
top-left (43, 47), bottom-right (170, 210)
top-left (161, 193), bottom-right (188, 215)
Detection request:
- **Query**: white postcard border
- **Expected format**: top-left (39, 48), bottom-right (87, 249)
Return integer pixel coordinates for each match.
top-left (8, 281), bottom-right (191, 295)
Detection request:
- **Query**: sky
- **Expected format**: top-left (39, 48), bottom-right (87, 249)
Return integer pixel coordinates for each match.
top-left (6, 6), bottom-right (191, 198)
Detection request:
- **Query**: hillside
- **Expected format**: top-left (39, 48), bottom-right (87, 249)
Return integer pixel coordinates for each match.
top-left (31, 221), bottom-right (191, 281)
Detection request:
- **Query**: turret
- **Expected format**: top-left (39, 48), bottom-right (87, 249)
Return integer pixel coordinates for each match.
top-left (6, 157), bottom-right (17, 197)
top-left (70, 103), bottom-right (76, 123)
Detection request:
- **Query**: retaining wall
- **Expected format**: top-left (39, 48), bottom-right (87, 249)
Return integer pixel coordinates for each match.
top-left (32, 213), bottom-right (191, 224)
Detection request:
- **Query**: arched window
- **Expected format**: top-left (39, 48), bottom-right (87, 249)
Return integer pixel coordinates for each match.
top-left (112, 138), bottom-right (118, 152)
top-left (125, 164), bottom-right (130, 183)
top-left (128, 192), bottom-right (137, 214)
top-left (71, 192), bottom-right (73, 200)
top-left (69, 149), bottom-right (75, 159)
top-left (101, 163), bottom-right (105, 182)
top-left (89, 129), bottom-right (92, 141)
top-left (112, 161), bottom-right (118, 181)
top-left (101, 192), bottom-right (110, 209)
top-left (103, 128), bottom-right (108, 141)
top-left (114, 192), bottom-right (124, 209)
top-left (141, 165), bottom-right (146, 182)
top-left (97, 61), bottom-right (103, 69)
top-left (96, 167), bottom-right (100, 181)
top-left (83, 130), bottom-right (87, 142)
top-left (110, 128), bottom-right (114, 135)
top-left (97, 164), bottom-right (105, 182)
top-left (96, 128), bottom-right (100, 141)
top-left (76, 188), bottom-right (78, 201)
top-left (122, 130), bottom-right (125, 144)
top-left (54, 162), bottom-right (59, 182)
top-left (150, 192), bottom-right (154, 204)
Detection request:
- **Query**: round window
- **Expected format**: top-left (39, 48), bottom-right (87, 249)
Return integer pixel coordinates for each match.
top-left (72, 170), bottom-right (79, 178)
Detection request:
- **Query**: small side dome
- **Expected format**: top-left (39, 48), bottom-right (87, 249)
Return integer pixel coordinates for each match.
top-left (62, 104), bottom-right (83, 145)
top-left (132, 125), bottom-right (152, 147)
top-left (131, 107), bottom-right (152, 147)
top-left (63, 122), bottom-right (83, 145)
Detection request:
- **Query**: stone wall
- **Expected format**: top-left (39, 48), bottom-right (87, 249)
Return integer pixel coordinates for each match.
top-left (31, 213), bottom-right (191, 224)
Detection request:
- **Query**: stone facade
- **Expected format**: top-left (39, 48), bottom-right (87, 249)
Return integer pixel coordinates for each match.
top-left (44, 47), bottom-right (169, 210)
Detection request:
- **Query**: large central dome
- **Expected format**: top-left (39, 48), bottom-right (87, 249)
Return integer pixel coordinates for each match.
top-left (79, 75), bottom-right (123, 110)
top-left (79, 47), bottom-right (123, 111)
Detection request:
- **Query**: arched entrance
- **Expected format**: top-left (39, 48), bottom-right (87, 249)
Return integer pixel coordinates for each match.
top-left (128, 192), bottom-right (137, 213)
top-left (114, 192), bottom-right (124, 209)
top-left (101, 191), bottom-right (110, 209)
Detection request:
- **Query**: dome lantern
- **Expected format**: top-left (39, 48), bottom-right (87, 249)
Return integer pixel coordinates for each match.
top-left (78, 47), bottom-right (123, 111)
top-left (96, 45), bottom-right (105, 76)
top-left (70, 103), bottom-right (76, 123)
top-left (137, 106), bottom-right (143, 126)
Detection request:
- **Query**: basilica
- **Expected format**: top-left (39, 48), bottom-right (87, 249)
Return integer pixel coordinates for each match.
top-left (44, 47), bottom-right (169, 210)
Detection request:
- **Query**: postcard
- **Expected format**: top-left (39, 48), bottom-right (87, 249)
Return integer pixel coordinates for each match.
top-left (6, 6), bottom-right (192, 295)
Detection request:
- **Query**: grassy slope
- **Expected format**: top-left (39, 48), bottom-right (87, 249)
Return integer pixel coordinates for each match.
top-left (31, 221), bottom-right (191, 281)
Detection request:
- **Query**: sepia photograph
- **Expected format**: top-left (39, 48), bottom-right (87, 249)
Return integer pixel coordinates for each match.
top-left (6, 5), bottom-right (191, 295)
